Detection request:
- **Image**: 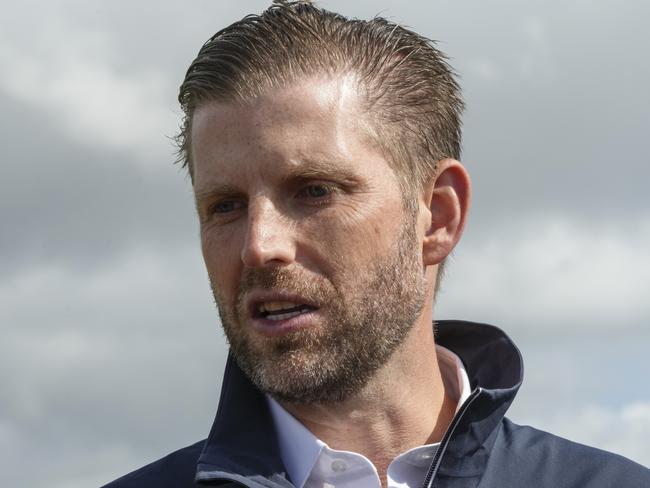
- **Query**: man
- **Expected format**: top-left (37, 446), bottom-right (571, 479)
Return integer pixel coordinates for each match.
top-left (104, 1), bottom-right (649, 487)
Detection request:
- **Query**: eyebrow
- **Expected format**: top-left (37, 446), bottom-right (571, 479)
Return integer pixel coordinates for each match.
top-left (282, 157), bottom-right (360, 184)
top-left (193, 157), bottom-right (361, 205)
top-left (195, 184), bottom-right (242, 205)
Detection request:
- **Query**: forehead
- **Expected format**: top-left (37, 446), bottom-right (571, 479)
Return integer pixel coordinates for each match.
top-left (190, 75), bottom-right (391, 189)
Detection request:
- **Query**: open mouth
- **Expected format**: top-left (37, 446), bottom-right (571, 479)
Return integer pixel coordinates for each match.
top-left (257, 301), bottom-right (318, 321)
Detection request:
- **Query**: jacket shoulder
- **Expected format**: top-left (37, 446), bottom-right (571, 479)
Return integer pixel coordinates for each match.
top-left (101, 440), bottom-right (206, 488)
top-left (484, 418), bottom-right (650, 487)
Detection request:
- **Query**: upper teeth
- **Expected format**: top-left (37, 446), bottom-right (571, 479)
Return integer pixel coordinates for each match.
top-left (259, 301), bottom-right (300, 313)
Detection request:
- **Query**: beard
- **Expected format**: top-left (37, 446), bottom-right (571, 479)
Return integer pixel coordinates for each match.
top-left (211, 218), bottom-right (426, 405)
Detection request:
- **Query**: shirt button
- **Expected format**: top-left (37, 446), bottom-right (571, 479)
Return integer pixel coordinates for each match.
top-left (331, 459), bottom-right (347, 472)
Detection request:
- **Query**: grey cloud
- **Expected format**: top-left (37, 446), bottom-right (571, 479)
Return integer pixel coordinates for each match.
top-left (0, 246), bottom-right (228, 486)
top-left (339, 0), bottom-right (650, 224)
top-left (436, 215), bottom-right (650, 337)
top-left (0, 92), bottom-right (197, 279)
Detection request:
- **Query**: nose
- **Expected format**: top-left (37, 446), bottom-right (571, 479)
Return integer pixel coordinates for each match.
top-left (240, 198), bottom-right (296, 268)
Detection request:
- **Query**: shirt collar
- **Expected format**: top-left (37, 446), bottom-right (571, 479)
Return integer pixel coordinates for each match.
top-left (436, 343), bottom-right (471, 413)
top-left (266, 394), bottom-right (326, 488)
top-left (266, 345), bottom-right (471, 488)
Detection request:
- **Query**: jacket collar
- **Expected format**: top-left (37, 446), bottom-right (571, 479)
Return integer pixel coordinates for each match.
top-left (432, 321), bottom-right (523, 480)
top-left (196, 320), bottom-right (523, 486)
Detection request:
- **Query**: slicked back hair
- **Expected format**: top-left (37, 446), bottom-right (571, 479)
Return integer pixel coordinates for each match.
top-left (176, 0), bottom-right (464, 201)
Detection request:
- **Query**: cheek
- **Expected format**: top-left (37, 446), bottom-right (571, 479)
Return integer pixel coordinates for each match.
top-left (201, 227), bottom-right (241, 294)
top-left (305, 205), bottom-right (403, 275)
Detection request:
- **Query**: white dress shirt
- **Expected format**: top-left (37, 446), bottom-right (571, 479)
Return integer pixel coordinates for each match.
top-left (267, 345), bottom-right (471, 488)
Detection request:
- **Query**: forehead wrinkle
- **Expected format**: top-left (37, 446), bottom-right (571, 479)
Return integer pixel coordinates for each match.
top-left (192, 75), bottom-right (391, 199)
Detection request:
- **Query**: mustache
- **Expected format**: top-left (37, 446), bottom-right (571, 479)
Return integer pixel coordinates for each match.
top-left (240, 267), bottom-right (310, 291)
top-left (236, 267), bottom-right (334, 307)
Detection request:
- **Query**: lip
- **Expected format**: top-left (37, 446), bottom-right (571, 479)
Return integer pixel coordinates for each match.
top-left (246, 290), bottom-right (320, 337)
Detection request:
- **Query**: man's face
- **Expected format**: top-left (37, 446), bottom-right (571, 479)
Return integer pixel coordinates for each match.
top-left (191, 76), bottom-right (428, 404)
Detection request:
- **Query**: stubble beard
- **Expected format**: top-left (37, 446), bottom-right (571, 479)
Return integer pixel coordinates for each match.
top-left (211, 219), bottom-right (426, 405)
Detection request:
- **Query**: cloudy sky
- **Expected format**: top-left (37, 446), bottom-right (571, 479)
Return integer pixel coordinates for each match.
top-left (1, 1), bottom-right (648, 486)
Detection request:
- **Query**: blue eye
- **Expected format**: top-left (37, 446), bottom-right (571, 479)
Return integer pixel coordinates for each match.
top-left (212, 200), bottom-right (243, 214)
top-left (302, 185), bottom-right (331, 198)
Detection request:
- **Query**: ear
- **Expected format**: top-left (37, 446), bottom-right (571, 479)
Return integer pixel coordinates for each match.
top-left (420, 158), bottom-right (471, 266)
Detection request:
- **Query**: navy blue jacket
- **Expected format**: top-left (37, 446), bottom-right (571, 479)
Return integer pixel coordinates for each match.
top-left (103, 321), bottom-right (650, 487)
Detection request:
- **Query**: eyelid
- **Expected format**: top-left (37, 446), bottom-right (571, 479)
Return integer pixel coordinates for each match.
top-left (204, 198), bottom-right (246, 219)
top-left (298, 182), bottom-right (338, 197)
top-left (218, 200), bottom-right (245, 211)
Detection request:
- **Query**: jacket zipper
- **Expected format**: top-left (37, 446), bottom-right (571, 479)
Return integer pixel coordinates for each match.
top-left (420, 387), bottom-right (482, 488)
top-left (196, 472), bottom-right (252, 487)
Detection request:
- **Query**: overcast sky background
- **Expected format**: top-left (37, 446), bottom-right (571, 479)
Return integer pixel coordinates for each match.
top-left (1, 1), bottom-right (648, 486)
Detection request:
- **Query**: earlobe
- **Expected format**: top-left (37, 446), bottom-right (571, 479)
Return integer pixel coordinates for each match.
top-left (421, 159), bottom-right (471, 266)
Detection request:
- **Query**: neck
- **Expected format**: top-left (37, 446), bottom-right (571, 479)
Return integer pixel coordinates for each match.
top-left (280, 315), bottom-right (456, 481)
